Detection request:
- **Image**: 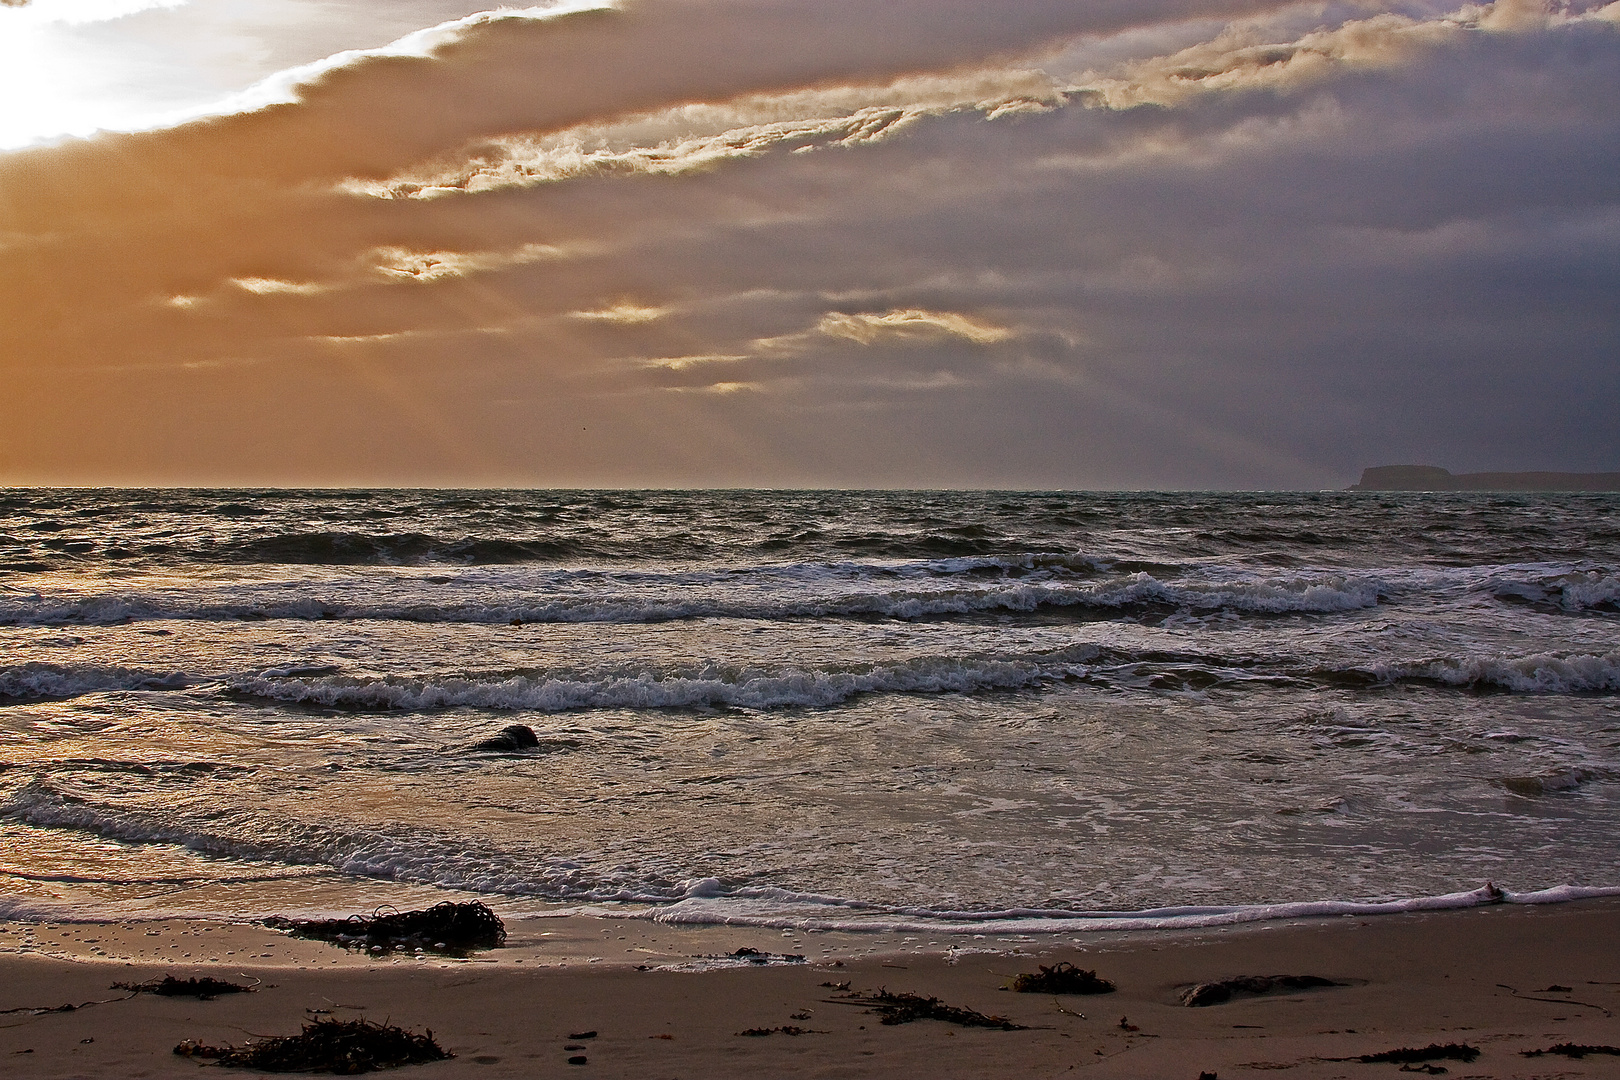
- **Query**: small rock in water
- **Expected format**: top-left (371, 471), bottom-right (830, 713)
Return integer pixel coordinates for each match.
top-left (471, 725), bottom-right (540, 752)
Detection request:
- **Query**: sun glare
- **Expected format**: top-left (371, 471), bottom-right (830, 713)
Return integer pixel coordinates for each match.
top-left (0, 1), bottom-right (615, 150)
top-left (0, 0), bottom-right (190, 147)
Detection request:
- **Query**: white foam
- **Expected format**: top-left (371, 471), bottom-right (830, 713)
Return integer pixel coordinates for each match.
top-left (0, 568), bottom-right (1390, 628)
top-left (1483, 566), bottom-right (1620, 611)
top-left (1383, 651), bottom-right (1620, 693)
top-left (0, 780), bottom-right (680, 905)
top-left (0, 662), bottom-right (192, 699)
top-left (0, 896), bottom-right (92, 922)
top-left (645, 883), bottom-right (1620, 934)
top-left (229, 655), bottom-right (1056, 711)
top-left (1555, 571), bottom-right (1620, 611)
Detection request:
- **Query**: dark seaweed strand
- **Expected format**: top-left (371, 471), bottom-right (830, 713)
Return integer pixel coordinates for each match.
top-left (1358, 1043), bottom-right (1480, 1064)
top-left (175, 1018), bottom-right (451, 1073)
top-left (1522, 1044), bottom-right (1620, 1059)
top-left (867, 990), bottom-right (1027, 1030)
top-left (112, 975), bottom-right (253, 999)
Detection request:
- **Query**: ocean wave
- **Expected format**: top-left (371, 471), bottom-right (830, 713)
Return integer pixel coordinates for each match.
top-left (643, 883), bottom-right (1620, 934)
top-left (0, 662), bottom-right (192, 701)
top-left (0, 569), bottom-right (1387, 628)
top-left (234, 648), bottom-right (1620, 715)
top-left (1368, 651), bottom-right (1620, 693)
top-left (9, 528), bottom-right (1072, 568)
top-left (0, 895), bottom-right (137, 923)
top-left (222, 531), bottom-right (588, 565)
top-left (227, 641), bottom-right (1343, 713)
top-left (228, 653), bottom-right (1073, 712)
top-left (1500, 768), bottom-right (1598, 797)
top-left (1489, 569), bottom-right (1620, 613)
top-left (8, 646), bottom-right (1614, 714)
top-left (0, 780), bottom-right (677, 905)
top-left (1558, 573), bottom-right (1620, 612)
top-left (7, 782), bottom-right (1618, 931)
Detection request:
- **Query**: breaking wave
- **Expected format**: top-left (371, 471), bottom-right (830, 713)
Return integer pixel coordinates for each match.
top-left (8, 646), bottom-right (1616, 713)
top-left (0, 780), bottom-right (675, 905)
top-left (1365, 651), bottom-right (1620, 694)
top-left (7, 555), bottom-right (1615, 632)
top-left (223, 646), bottom-right (1620, 714)
top-left (0, 662), bottom-right (192, 702)
top-left (1490, 569), bottom-right (1620, 613)
top-left (645, 883), bottom-right (1620, 934)
top-left (228, 653), bottom-right (1087, 712)
top-left (0, 566), bottom-right (1389, 628)
top-left (223, 532), bottom-right (586, 565)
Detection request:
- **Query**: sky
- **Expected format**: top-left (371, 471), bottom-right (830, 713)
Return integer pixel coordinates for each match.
top-left (1, 0), bottom-right (1617, 488)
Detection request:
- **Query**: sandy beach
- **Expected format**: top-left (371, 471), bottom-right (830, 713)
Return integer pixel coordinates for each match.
top-left (4, 899), bottom-right (1619, 1078)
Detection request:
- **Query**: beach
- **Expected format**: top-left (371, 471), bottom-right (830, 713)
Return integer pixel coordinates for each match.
top-left (5, 898), bottom-right (1620, 1078)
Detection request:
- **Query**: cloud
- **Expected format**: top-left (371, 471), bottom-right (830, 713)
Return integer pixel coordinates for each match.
top-left (334, 0), bottom-right (1614, 207)
top-left (230, 276), bottom-right (329, 296)
top-left (571, 301), bottom-right (672, 323)
top-left (178, 2), bottom-right (622, 127)
top-left (0, 0), bottom-right (1616, 486)
top-left (813, 308), bottom-right (1015, 346)
top-left (367, 242), bottom-right (574, 281)
top-left (664, 379), bottom-right (762, 394)
top-left (204, 244), bottom-right (577, 303)
top-left (0, 0), bottom-right (184, 26)
top-left (1071, 0), bottom-right (1620, 109)
top-left (639, 354), bottom-right (750, 369)
top-left (340, 67), bottom-right (1070, 199)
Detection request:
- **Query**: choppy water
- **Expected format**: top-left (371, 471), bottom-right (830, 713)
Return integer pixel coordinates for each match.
top-left (2, 489), bottom-right (1618, 930)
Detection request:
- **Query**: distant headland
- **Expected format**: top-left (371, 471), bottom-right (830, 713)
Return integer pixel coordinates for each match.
top-left (1349, 465), bottom-right (1620, 491)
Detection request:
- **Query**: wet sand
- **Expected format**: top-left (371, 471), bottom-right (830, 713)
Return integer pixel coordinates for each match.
top-left (3, 899), bottom-right (1619, 1078)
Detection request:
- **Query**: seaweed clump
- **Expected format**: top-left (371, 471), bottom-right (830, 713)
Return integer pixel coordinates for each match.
top-left (1011, 963), bottom-right (1116, 995)
top-left (1180, 974), bottom-right (1338, 1006)
top-left (1522, 1044), bottom-right (1620, 1059)
top-left (113, 974), bottom-right (254, 999)
top-left (265, 901), bottom-right (505, 956)
top-left (1357, 1043), bottom-right (1480, 1064)
top-left (175, 1018), bottom-right (450, 1074)
top-left (839, 989), bottom-right (1026, 1030)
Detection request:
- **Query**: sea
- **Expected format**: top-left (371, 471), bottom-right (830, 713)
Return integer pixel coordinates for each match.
top-left (2, 489), bottom-right (1618, 934)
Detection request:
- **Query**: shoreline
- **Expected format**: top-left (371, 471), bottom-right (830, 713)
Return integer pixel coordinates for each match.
top-left (4, 898), bottom-right (1619, 1077)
